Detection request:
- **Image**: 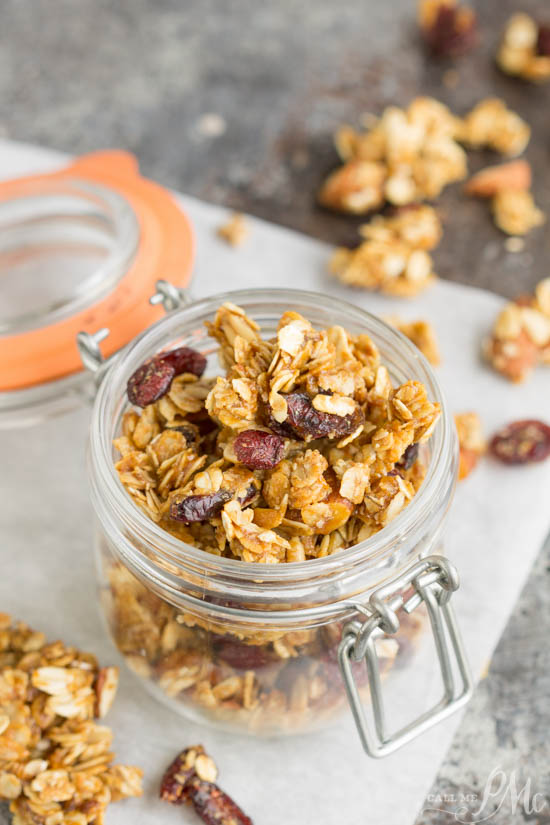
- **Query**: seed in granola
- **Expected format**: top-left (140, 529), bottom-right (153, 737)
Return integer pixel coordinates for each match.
top-left (234, 430), bottom-right (285, 470)
top-left (285, 391), bottom-right (363, 441)
top-left (169, 490), bottom-right (232, 523)
top-left (490, 419), bottom-right (550, 465)
top-left (214, 637), bottom-right (274, 670)
top-left (160, 346), bottom-right (207, 378)
top-left (420, 1), bottom-right (477, 57)
top-left (398, 443), bottom-right (419, 471)
top-left (127, 358), bottom-right (175, 407)
top-left (187, 779), bottom-right (253, 825)
top-left (536, 24), bottom-right (550, 56)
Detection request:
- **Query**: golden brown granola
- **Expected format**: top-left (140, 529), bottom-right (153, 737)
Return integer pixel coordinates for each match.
top-left (484, 278), bottom-right (550, 382)
top-left (491, 189), bottom-right (545, 236)
top-left (329, 205), bottom-right (441, 297)
top-left (497, 14), bottom-right (550, 83)
top-left (217, 212), bottom-right (249, 247)
top-left (458, 98), bottom-right (530, 157)
top-left (384, 315), bottom-right (441, 365)
top-left (0, 615), bottom-right (142, 825)
top-left (455, 413), bottom-right (486, 480)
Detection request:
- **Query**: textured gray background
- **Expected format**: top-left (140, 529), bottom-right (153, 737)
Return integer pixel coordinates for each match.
top-left (1, 0), bottom-right (549, 822)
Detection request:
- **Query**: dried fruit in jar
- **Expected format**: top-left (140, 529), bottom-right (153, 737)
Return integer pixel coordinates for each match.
top-left (233, 430), bottom-right (285, 470)
top-left (490, 420), bottom-right (550, 465)
top-left (127, 346), bottom-right (206, 407)
top-left (285, 391), bottom-right (363, 441)
top-left (170, 490), bottom-right (232, 523)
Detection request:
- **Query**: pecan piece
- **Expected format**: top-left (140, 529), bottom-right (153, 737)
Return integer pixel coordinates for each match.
top-left (188, 779), bottom-right (253, 825)
top-left (94, 666), bottom-right (119, 718)
top-left (420, 1), bottom-right (477, 57)
top-left (169, 490), bottom-right (232, 523)
top-left (234, 430), bottom-right (285, 470)
top-left (214, 637), bottom-right (274, 670)
top-left (465, 160), bottom-right (531, 198)
top-left (490, 419), bottom-right (550, 465)
top-left (160, 746), bottom-right (218, 804)
top-left (536, 24), bottom-right (550, 56)
top-left (285, 391), bottom-right (363, 441)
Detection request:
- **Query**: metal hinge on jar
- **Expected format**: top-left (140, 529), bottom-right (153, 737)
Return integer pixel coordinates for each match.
top-left (338, 555), bottom-right (472, 758)
top-left (77, 280), bottom-right (191, 385)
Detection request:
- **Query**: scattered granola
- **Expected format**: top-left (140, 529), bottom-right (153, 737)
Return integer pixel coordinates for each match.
top-left (217, 213), bottom-right (249, 247)
top-left (160, 746), bottom-right (252, 825)
top-left (497, 13), bottom-right (550, 83)
top-left (385, 315), bottom-right (440, 365)
top-left (490, 420), bottom-right (550, 465)
top-left (459, 98), bottom-right (530, 157)
top-left (329, 204), bottom-right (441, 296)
top-left (492, 189), bottom-right (545, 236)
top-left (418, 0), bottom-right (477, 57)
top-left (455, 413), bottom-right (486, 480)
top-left (0, 615), bottom-right (142, 825)
top-left (484, 278), bottom-right (550, 382)
top-left (106, 302), bottom-right (438, 730)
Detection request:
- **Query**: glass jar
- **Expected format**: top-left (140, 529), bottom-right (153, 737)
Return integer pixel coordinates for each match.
top-left (89, 288), bottom-right (471, 756)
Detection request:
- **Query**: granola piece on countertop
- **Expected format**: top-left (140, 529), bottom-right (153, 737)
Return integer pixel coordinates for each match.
top-left (455, 412), bottom-right (486, 480)
top-left (497, 13), bottom-right (550, 83)
top-left (458, 98), bottom-right (530, 157)
top-left (217, 212), bottom-right (249, 246)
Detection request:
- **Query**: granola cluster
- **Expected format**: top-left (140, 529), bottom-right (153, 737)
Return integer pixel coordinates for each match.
top-left (466, 160), bottom-right (545, 237)
top-left (455, 413), bottom-right (486, 480)
top-left (323, 96), bottom-right (533, 296)
top-left (217, 213), bottom-right (249, 247)
top-left (330, 204), bottom-right (441, 296)
top-left (485, 278), bottom-right (550, 383)
top-left (115, 303), bottom-right (441, 559)
top-left (0, 614), bottom-right (142, 825)
top-left (497, 13), bottom-right (550, 83)
top-left (384, 315), bottom-right (440, 365)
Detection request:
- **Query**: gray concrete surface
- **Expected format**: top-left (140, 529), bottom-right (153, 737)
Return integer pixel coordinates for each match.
top-left (1, 1), bottom-right (549, 822)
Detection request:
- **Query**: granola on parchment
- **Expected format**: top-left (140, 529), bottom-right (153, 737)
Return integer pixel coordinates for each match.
top-left (0, 614), bottom-right (142, 825)
top-left (484, 278), bottom-right (550, 383)
top-left (497, 13), bottom-right (550, 83)
top-left (465, 160), bottom-right (545, 237)
top-left (217, 213), bottom-right (249, 247)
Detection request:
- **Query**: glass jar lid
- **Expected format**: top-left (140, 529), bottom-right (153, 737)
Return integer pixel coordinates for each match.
top-left (0, 151), bottom-right (194, 427)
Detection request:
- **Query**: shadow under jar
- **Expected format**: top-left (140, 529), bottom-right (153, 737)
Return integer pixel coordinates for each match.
top-left (88, 288), bottom-right (469, 756)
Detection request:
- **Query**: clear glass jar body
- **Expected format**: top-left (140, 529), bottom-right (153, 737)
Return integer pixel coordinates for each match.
top-left (89, 289), bottom-right (458, 736)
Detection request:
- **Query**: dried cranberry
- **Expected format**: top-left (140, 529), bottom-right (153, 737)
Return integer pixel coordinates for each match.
top-left (160, 749), bottom-right (198, 804)
top-left (423, 4), bottom-right (477, 57)
top-left (237, 481), bottom-right (260, 507)
top-left (490, 419), bottom-right (550, 465)
top-left (234, 430), bottom-right (285, 470)
top-left (188, 779), bottom-right (253, 825)
top-left (397, 443), bottom-right (419, 471)
top-left (167, 425), bottom-right (198, 445)
top-left (169, 490), bottom-right (232, 523)
top-left (159, 346), bottom-right (207, 378)
top-left (285, 391), bottom-right (364, 441)
top-left (214, 637), bottom-right (274, 670)
top-left (536, 24), bottom-right (550, 56)
top-left (127, 358), bottom-right (175, 407)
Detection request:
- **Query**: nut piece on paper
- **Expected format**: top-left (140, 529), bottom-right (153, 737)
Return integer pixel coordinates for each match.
top-left (465, 160), bottom-right (531, 198)
top-left (455, 413), bottom-right (486, 480)
top-left (497, 13), bottom-right (550, 83)
top-left (484, 279), bottom-right (550, 382)
top-left (217, 212), bottom-right (250, 246)
top-left (0, 614), bottom-right (142, 824)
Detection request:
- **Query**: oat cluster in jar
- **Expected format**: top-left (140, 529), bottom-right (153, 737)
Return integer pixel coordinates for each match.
top-left (115, 302), bottom-right (441, 559)
top-left (106, 301), bottom-right (441, 732)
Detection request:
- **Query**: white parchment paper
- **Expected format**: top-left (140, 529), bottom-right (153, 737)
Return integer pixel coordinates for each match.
top-left (1, 140), bottom-right (549, 825)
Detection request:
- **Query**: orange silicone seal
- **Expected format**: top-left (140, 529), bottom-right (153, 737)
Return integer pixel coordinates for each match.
top-left (0, 150), bottom-right (195, 391)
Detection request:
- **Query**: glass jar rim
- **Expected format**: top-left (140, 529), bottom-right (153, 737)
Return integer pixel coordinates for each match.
top-left (89, 287), bottom-right (457, 619)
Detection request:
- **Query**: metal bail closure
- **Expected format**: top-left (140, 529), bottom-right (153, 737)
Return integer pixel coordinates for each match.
top-left (338, 555), bottom-right (473, 758)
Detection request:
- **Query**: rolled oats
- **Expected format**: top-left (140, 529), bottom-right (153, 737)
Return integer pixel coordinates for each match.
top-left (497, 13), bottom-right (550, 83)
top-left (0, 616), bottom-right (142, 824)
top-left (485, 279), bottom-right (550, 382)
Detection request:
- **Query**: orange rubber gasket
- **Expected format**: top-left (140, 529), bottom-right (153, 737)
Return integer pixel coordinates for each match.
top-left (0, 150), bottom-right (195, 391)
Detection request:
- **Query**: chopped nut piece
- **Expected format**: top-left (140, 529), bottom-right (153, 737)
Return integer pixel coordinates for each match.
top-left (319, 159), bottom-right (386, 213)
top-left (419, 0), bottom-right (478, 57)
top-left (217, 212), bottom-right (249, 246)
top-left (465, 160), bottom-right (531, 198)
top-left (492, 189), bottom-right (545, 236)
top-left (385, 316), bottom-right (440, 365)
top-left (497, 13), bottom-right (550, 83)
top-left (455, 413), bottom-right (486, 480)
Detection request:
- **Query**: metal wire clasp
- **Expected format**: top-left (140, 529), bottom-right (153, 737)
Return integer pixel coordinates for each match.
top-left (338, 555), bottom-right (472, 758)
top-left (76, 280), bottom-right (191, 387)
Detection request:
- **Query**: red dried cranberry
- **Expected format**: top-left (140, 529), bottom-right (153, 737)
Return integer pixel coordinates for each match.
top-left (159, 346), bottom-right (207, 378)
top-left (536, 24), bottom-right (550, 56)
top-left (169, 490), bottom-right (232, 523)
top-left (285, 391), bottom-right (364, 441)
top-left (160, 749), bottom-right (198, 804)
top-left (397, 443), bottom-right (419, 471)
top-left (237, 481), bottom-right (260, 507)
top-left (234, 430), bottom-right (285, 470)
top-left (490, 419), bottom-right (550, 465)
top-left (188, 779), bottom-right (253, 825)
top-left (214, 637), bottom-right (274, 670)
top-left (127, 359), bottom-right (175, 407)
top-left (423, 4), bottom-right (477, 57)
